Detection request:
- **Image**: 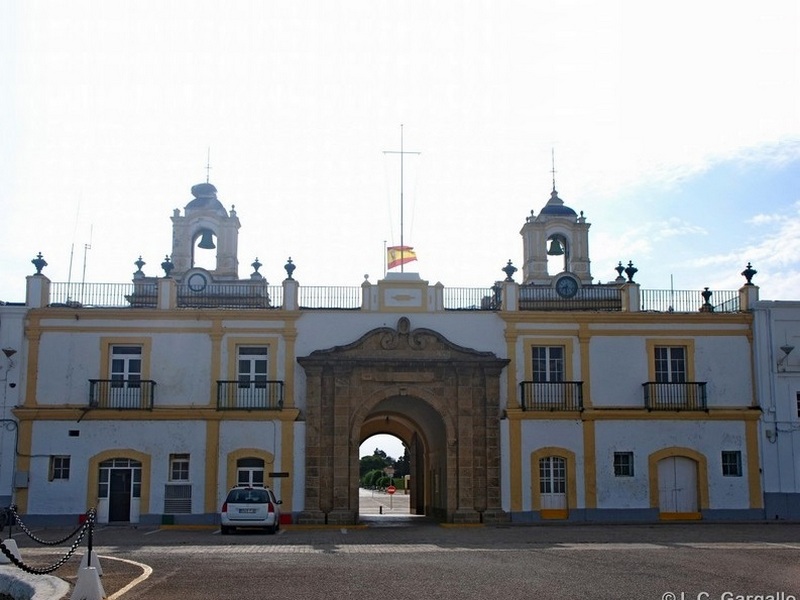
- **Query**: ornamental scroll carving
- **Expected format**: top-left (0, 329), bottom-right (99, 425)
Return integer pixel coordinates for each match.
top-left (380, 316), bottom-right (427, 351)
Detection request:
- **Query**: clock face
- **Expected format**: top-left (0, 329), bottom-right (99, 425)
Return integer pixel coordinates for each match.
top-left (187, 272), bottom-right (208, 292)
top-left (555, 275), bottom-right (579, 298)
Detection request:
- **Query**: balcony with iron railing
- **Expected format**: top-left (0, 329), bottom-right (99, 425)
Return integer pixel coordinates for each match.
top-left (89, 379), bottom-right (156, 410)
top-left (642, 382), bottom-right (708, 411)
top-left (519, 381), bottom-right (584, 411)
top-left (217, 380), bottom-right (284, 410)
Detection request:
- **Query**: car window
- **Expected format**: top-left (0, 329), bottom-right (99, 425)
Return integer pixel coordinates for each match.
top-left (226, 489), bottom-right (269, 504)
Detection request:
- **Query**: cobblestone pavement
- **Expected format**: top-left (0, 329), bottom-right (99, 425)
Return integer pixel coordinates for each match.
top-left (4, 513), bottom-right (800, 599)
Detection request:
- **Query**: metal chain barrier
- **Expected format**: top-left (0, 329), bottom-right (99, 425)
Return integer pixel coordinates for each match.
top-left (0, 506), bottom-right (96, 575)
top-left (8, 505), bottom-right (87, 546)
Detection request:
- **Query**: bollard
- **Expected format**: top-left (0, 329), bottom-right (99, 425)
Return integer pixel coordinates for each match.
top-left (71, 566), bottom-right (105, 600)
top-left (79, 550), bottom-right (103, 577)
top-left (0, 539), bottom-right (22, 564)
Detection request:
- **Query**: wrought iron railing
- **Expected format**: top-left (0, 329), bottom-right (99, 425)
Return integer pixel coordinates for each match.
top-left (639, 289), bottom-right (739, 313)
top-left (519, 381), bottom-right (583, 411)
top-left (50, 283), bottom-right (148, 308)
top-left (89, 379), bottom-right (156, 410)
top-left (642, 382), bottom-right (707, 410)
top-left (298, 286), bottom-right (361, 309)
top-left (518, 285), bottom-right (623, 311)
top-left (217, 380), bottom-right (284, 410)
top-left (443, 287), bottom-right (500, 310)
top-left (45, 282), bottom-right (742, 313)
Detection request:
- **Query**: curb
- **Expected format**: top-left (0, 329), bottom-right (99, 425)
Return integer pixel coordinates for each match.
top-left (0, 566), bottom-right (70, 600)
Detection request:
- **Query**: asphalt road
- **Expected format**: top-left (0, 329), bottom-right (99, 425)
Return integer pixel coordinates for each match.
top-left (6, 502), bottom-right (800, 600)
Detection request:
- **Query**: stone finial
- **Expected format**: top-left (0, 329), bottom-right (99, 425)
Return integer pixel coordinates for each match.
top-left (31, 252), bottom-right (47, 275)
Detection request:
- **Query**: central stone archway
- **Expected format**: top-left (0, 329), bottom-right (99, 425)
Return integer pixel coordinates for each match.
top-left (297, 317), bottom-right (509, 525)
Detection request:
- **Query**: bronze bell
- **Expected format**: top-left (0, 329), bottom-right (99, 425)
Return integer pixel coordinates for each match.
top-left (547, 237), bottom-right (564, 256)
top-left (197, 230), bottom-right (216, 249)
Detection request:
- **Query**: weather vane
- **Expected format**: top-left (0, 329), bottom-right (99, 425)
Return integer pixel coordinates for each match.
top-left (205, 148), bottom-right (212, 183)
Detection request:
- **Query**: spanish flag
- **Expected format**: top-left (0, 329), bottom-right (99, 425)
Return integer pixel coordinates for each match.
top-left (387, 246), bottom-right (418, 270)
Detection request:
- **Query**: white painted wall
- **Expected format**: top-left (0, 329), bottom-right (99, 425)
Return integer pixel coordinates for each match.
top-left (518, 419), bottom-right (584, 511)
top-left (594, 420), bottom-right (751, 510)
top-left (752, 302), bottom-right (800, 495)
top-left (218, 420), bottom-right (281, 505)
top-left (35, 327), bottom-right (212, 406)
top-left (27, 420), bottom-right (207, 515)
top-left (0, 305), bottom-right (26, 502)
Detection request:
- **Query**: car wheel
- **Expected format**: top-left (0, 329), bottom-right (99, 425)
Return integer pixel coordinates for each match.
top-left (221, 526), bottom-right (232, 535)
top-left (267, 522), bottom-right (277, 535)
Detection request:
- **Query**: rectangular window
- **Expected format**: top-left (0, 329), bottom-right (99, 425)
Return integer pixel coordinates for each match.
top-left (721, 451), bottom-right (742, 477)
top-left (49, 456), bottom-right (71, 481)
top-left (532, 346), bottom-right (564, 383)
top-left (110, 345), bottom-right (142, 386)
top-left (237, 347), bottom-right (268, 388)
top-left (613, 452), bottom-right (634, 477)
top-left (169, 454), bottom-right (190, 482)
top-left (796, 392), bottom-right (800, 418)
top-left (654, 346), bottom-right (686, 383)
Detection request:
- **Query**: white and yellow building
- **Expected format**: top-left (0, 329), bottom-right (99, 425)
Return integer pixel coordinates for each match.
top-left (2, 181), bottom-right (768, 525)
top-left (752, 300), bottom-right (800, 519)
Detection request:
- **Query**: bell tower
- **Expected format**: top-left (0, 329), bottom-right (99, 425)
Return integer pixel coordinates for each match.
top-left (170, 182), bottom-right (241, 281)
top-left (520, 187), bottom-right (592, 285)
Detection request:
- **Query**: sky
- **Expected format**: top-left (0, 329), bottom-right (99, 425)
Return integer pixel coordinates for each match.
top-left (360, 434), bottom-right (405, 461)
top-left (2, 1), bottom-right (800, 305)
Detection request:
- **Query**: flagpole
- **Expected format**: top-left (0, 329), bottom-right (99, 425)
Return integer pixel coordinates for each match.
top-left (400, 125), bottom-right (405, 273)
top-left (383, 125), bottom-right (420, 274)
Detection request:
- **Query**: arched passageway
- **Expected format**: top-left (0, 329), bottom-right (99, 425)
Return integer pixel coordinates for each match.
top-left (297, 317), bottom-right (509, 525)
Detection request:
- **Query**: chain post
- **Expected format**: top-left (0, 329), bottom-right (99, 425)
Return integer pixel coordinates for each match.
top-left (87, 508), bottom-right (94, 568)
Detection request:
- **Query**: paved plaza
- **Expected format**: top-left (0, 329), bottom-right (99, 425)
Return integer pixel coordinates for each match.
top-left (2, 509), bottom-right (799, 599)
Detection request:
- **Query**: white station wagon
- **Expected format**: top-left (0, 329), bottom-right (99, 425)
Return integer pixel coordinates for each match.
top-left (220, 486), bottom-right (282, 534)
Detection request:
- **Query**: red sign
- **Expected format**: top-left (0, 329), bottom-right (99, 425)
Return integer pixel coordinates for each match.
top-left (386, 485), bottom-right (397, 495)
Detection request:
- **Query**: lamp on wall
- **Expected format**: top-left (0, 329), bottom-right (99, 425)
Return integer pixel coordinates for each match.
top-left (777, 345), bottom-right (794, 371)
top-left (1, 348), bottom-right (15, 369)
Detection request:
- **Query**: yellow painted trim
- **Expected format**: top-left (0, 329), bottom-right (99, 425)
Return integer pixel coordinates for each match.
top-left (522, 337), bottom-right (576, 381)
top-left (509, 418), bottom-right (522, 512)
top-left (578, 324), bottom-right (592, 408)
top-left (225, 448), bottom-right (276, 491)
top-left (283, 327), bottom-right (297, 408)
top-left (28, 306), bottom-right (302, 323)
top-left (498, 310), bottom-right (751, 328)
top-left (648, 447), bottom-right (709, 511)
top-left (581, 408), bottom-right (762, 422)
top-left (530, 447), bottom-right (577, 513)
top-left (540, 509), bottom-right (568, 520)
top-left (745, 420), bottom-right (763, 509)
top-left (13, 407), bottom-right (301, 422)
top-left (582, 420), bottom-right (596, 509)
top-left (23, 326), bottom-right (41, 407)
top-left (280, 419), bottom-right (294, 513)
top-left (87, 449), bottom-right (152, 514)
top-left (205, 421), bottom-right (220, 513)
top-left (209, 322), bottom-right (223, 407)
top-left (15, 420), bottom-right (33, 511)
top-left (99, 336), bottom-right (153, 380)
top-left (646, 338), bottom-right (696, 382)
top-left (507, 411), bottom-right (584, 421)
top-left (225, 335), bottom-right (281, 381)
top-left (659, 512), bottom-right (702, 521)
top-left (505, 326), bottom-right (519, 409)
top-left (377, 279), bottom-right (431, 312)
